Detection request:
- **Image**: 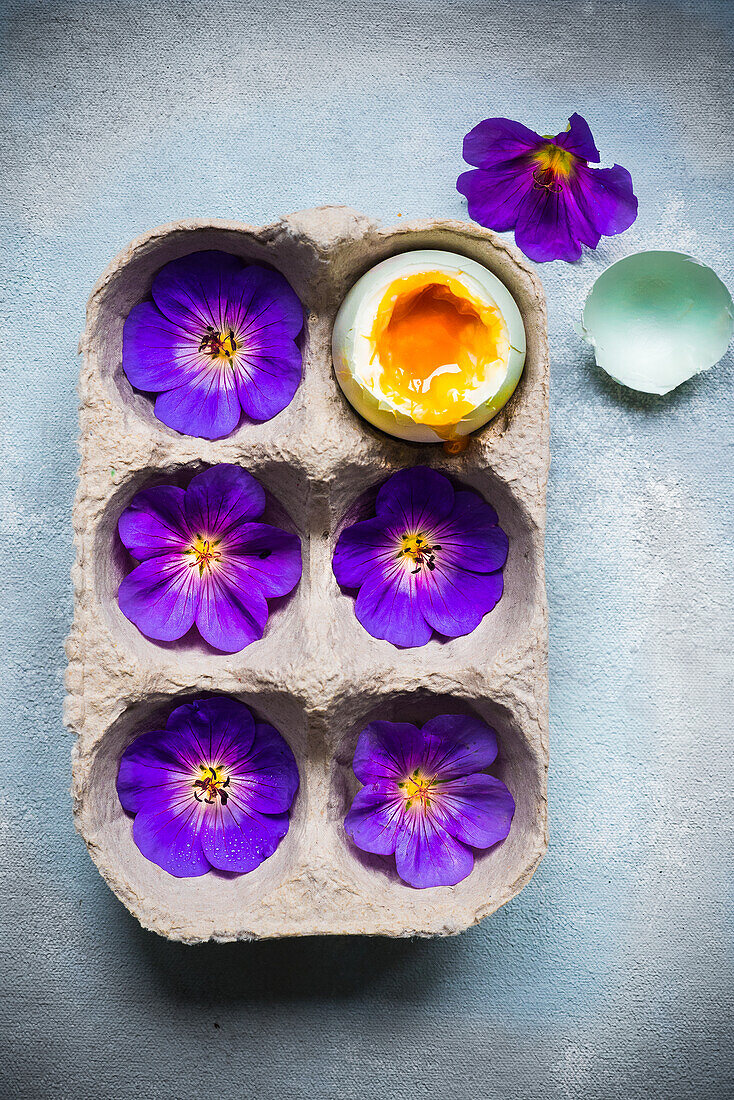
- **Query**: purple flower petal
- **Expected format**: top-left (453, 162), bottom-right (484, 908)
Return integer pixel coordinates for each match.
top-left (230, 722), bottom-right (299, 814)
top-left (432, 774), bottom-right (515, 849)
top-left (173, 701), bottom-right (296, 866)
top-left (517, 160), bottom-right (636, 263)
top-left (234, 344), bottom-right (302, 421)
top-left (462, 116), bottom-right (542, 168)
top-left (332, 517), bottom-right (395, 589)
top-left (420, 714), bottom-right (499, 777)
top-left (132, 793), bottom-right (210, 877)
top-left (123, 253), bottom-right (304, 437)
top-left (344, 781), bottom-right (405, 855)
top-left (184, 464), bottom-right (266, 540)
top-left (225, 264), bottom-right (303, 340)
top-left (352, 721), bottom-right (426, 784)
top-left (553, 112), bottom-right (600, 162)
top-left (154, 365), bottom-right (242, 440)
top-left (122, 302), bottom-right (199, 393)
top-left (514, 184), bottom-right (586, 263)
top-left (333, 467), bottom-right (507, 647)
top-left (151, 250), bottom-right (243, 331)
top-left (457, 162), bottom-right (535, 234)
top-left (416, 566), bottom-right (504, 638)
top-left (195, 563), bottom-right (269, 652)
top-left (344, 713), bottom-right (515, 889)
top-left (117, 728), bottom-right (197, 815)
top-left (431, 491), bottom-right (508, 574)
top-left (225, 524), bottom-right (302, 598)
top-left (117, 697), bottom-right (298, 878)
top-left (394, 813), bottom-right (474, 888)
top-left (459, 113), bottom-right (637, 263)
top-left (199, 798), bottom-right (290, 874)
top-left (375, 466), bottom-right (455, 530)
top-left (118, 485), bottom-right (190, 561)
top-left (118, 554), bottom-right (200, 641)
top-left (117, 465), bottom-right (300, 652)
top-left (354, 564), bottom-right (433, 648)
top-left (166, 696), bottom-right (256, 763)
top-left (570, 163), bottom-right (639, 238)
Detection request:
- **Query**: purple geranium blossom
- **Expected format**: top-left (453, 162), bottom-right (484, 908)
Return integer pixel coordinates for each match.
top-left (332, 466), bottom-right (508, 648)
top-left (344, 715), bottom-right (514, 888)
top-left (118, 464), bottom-right (301, 653)
top-left (457, 112), bottom-right (637, 263)
top-left (117, 696), bottom-right (299, 878)
top-left (122, 250), bottom-right (303, 439)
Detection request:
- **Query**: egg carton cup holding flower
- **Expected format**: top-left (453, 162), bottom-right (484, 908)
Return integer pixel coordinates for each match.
top-left (65, 206), bottom-right (549, 942)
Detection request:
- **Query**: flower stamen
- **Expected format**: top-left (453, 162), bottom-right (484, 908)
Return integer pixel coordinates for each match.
top-left (199, 325), bottom-right (239, 362)
top-left (396, 531), bottom-right (442, 573)
top-left (531, 142), bottom-right (576, 192)
top-left (185, 535), bottom-right (223, 576)
top-left (192, 764), bottom-right (230, 805)
top-left (400, 767), bottom-right (436, 811)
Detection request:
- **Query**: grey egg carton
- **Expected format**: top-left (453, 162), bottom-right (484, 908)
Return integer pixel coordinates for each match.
top-left (64, 205), bottom-right (549, 943)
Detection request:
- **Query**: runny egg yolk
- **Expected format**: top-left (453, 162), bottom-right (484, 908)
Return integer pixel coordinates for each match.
top-left (369, 271), bottom-right (508, 427)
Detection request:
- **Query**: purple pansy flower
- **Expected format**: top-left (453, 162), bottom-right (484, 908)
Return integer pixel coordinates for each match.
top-left (344, 715), bottom-right (514, 888)
top-left (122, 250), bottom-right (304, 439)
top-left (117, 696), bottom-right (299, 878)
top-left (117, 464), bottom-right (301, 653)
top-left (457, 112), bottom-right (637, 263)
top-left (332, 466), bottom-right (508, 648)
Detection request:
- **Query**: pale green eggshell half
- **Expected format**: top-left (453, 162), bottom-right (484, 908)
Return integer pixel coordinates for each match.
top-left (582, 251), bottom-right (733, 395)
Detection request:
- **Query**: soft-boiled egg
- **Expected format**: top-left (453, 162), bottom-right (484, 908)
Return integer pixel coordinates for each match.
top-left (332, 249), bottom-right (526, 443)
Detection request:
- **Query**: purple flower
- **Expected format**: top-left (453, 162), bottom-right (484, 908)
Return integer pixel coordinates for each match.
top-left (344, 715), bottom-right (514, 888)
top-left (332, 466), bottom-right (508, 648)
top-left (117, 697), bottom-right (299, 877)
top-left (118, 464), bottom-right (301, 653)
top-left (457, 113), bottom-right (638, 263)
top-left (122, 251), bottom-right (304, 439)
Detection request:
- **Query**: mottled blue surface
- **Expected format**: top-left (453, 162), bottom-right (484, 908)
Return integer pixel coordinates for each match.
top-left (1, 2), bottom-right (732, 1097)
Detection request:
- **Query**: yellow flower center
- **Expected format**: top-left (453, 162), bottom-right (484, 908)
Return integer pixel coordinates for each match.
top-left (396, 531), bottom-right (441, 574)
top-left (185, 535), bottom-right (222, 576)
top-left (199, 326), bottom-right (239, 362)
top-left (400, 768), bottom-right (436, 810)
top-left (192, 764), bottom-right (230, 805)
top-left (532, 142), bottom-right (577, 191)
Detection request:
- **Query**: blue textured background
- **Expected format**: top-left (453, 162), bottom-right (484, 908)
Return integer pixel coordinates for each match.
top-left (1, 2), bottom-right (732, 1097)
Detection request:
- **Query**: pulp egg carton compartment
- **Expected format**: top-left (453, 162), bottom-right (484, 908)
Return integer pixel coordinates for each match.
top-left (64, 206), bottom-right (549, 942)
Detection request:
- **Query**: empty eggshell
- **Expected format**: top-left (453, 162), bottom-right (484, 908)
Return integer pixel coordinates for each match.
top-left (332, 249), bottom-right (526, 442)
top-left (581, 251), bottom-right (733, 395)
